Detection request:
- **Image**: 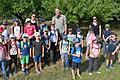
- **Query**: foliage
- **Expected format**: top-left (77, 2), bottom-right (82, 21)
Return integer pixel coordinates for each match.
top-left (0, 0), bottom-right (120, 25)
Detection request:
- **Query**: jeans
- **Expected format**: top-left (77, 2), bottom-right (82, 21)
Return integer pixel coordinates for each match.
top-left (0, 60), bottom-right (7, 77)
top-left (44, 46), bottom-right (50, 65)
top-left (88, 57), bottom-right (98, 73)
top-left (61, 53), bottom-right (69, 68)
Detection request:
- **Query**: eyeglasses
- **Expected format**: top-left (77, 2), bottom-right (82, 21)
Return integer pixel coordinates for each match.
top-left (68, 30), bottom-right (72, 32)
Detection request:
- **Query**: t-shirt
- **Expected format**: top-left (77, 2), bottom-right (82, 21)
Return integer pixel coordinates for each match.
top-left (12, 26), bottom-right (21, 38)
top-left (24, 25), bottom-right (36, 36)
top-left (67, 34), bottom-right (75, 48)
top-left (108, 40), bottom-right (118, 53)
top-left (41, 35), bottom-right (49, 46)
top-left (89, 43), bottom-right (99, 58)
top-left (18, 41), bottom-right (32, 55)
top-left (48, 30), bottom-right (58, 42)
top-left (76, 34), bottom-right (83, 43)
top-left (61, 40), bottom-right (69, 53)
top-left (39, 24), bottom-right (48, 36)
top-left (0, 45), bottom-right (6, 61)
top-left (2, 29), bottom-right (9, 40)
top-left (33, 40), bottom-right (43, 56)
top-left (71, 46), bottom-right (82, 63)
top-left (9, 42), bottom-right (18, 55)
top-left (103, 30), bottom-right (112, 39)
top-left (52, 15), bottom-right (67, 34)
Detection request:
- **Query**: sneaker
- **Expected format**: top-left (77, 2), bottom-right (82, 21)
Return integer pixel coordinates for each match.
top-left (25, 69), bottom-right (29, 75)
top-left (96, 71), bottom-right (101, 74)
top-left (72, 76), bottom-right (76, 80)
top-left (36, 70), bottom-right (40, 74)
top-left (77, 74), bottom-right (82, 78)
top-left (109, 66), bottom-right (114, 69)
top-left (89, 73), bottom-right (92, 76)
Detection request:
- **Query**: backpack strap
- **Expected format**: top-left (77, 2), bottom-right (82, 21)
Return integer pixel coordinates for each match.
top-left (20, 41), bottom-right (30, 49)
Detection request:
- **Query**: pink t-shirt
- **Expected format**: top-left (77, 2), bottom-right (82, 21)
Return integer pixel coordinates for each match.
top-left (90, 43), bottom-right (99, 58)
top-left (24, 24), bottom-right (36, 36)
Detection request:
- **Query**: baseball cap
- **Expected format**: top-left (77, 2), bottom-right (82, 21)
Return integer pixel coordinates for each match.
top-left (22, 33), bottom-right (29, 38)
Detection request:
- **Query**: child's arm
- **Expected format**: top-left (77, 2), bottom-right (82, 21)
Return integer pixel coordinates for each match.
top-left (48, 40), bottom-right (51, 50)
top-left (59, 41), bottom-right (62, 54)
top-left (18, 48), bottom-right (21, 59)
top-left (55, 31), bottom-right (58, 46)
top-left (33, 47), bottom-right (35, 58)
top-left (85, 44), bottom-right (90, 60)
top-left (30, 48), bottom-right (32, 58)
top-left (42, 45), bottom-right (44, 57)
top-left (68, 43), bottom-right (70, 56)
top-left (112, 46), bottom-right (119, 55)
top-left (99, 25), bottom-right (102, 38)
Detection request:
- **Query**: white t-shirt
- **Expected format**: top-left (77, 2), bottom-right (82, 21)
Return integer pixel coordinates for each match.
top-left (13, 26), bottom-right (21, 38)
top-left (2, 29), bottom-right (10, 40)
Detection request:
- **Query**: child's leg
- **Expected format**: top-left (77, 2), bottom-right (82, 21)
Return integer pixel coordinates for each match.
top-left (71, 62), bottom-right (77, 79)
top-left (1, 60), bottom-right (8, 79)
top-left (61, 53), bottom-right (64, 66)
top-left (39, 62), bottom-right (42, 71)
top-left (94, 58), bottom-right (98, 72)
top-left (88, 57), bottom-right (94, 73)
top-left (76, 63), bottom-right (82, 78)
top-left (35, 62), bottom-right (38, 71)
top-left (71, 69), bottom-right (75, 79)
top-left (13, 55), bottom-right (17, 73)
top-left (64, 53), bottom-right (69, 68)
top-left (8, 58), bottom-right (12, 74)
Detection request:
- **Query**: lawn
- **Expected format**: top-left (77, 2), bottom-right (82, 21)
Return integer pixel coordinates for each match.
top-left (1, 28), bottom-right (120, 80)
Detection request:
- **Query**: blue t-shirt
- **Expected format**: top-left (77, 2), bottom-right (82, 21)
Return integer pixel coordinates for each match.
top-left (41, 35), bottom-right (49, 46)
top-left (18, 41), bottom-right (32, 55)
top-left (71, 46), bottom-right (82, 63)
top-left (39, 24), bottom-right (48, 36)
top-left (103, 30), bottom-right (112, 39)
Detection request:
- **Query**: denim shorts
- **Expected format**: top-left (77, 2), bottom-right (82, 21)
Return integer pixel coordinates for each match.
top-left (34, 54), bottom-right (41, 62)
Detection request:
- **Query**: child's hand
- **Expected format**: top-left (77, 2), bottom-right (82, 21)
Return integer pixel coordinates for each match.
top-left (86, 56), bottom-right (89, 60)
top-left (42, 53), bottom-right (44, 57)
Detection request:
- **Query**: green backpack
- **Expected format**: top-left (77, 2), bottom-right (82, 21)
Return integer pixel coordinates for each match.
top-left (20, 41), bottom-right (30, 49)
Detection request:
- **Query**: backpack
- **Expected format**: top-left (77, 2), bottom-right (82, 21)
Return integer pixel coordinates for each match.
top-left (50, 30), bottom-right (57, 37)
top-left (20, 41), bottom-right (30, 49)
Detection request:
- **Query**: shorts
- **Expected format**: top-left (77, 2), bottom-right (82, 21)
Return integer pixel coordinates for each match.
top-left (34, 54), bottom-right (41, 62)
top-left (72, 62), bottom-right (81, 70)
top-left (21, 55), bottom-right (29, 64)
top-left (61, 53), bottom-right (68, 59)
top-left (106, 54), bottom-right (114, 60)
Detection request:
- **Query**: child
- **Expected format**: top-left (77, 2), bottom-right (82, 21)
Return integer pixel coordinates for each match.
top-left (41, 28), bottom-right (51, 67)
top-left (24, 18), bottom-right (36, 40)
top-left (39, 18), bottom-right (48, 36)
top-left (86, 38), bottom-right (101, 76)
top-left (8, 34), bottom-right (18, 76)
top-left (0, 37), bottom-right (10, 79)
top-left (105, 34), bottom-right (119, 69)
top-left (76, 28), bottom-right (84, 49)
top-left (102, 24), bottom-right (112, 57)
top-left (59, 35), bottom-right (70, 68)
top-left (18, 33), bottom-right (32, 75)
top-left (11, 18), bottom-right (22, 41)
top-left (33, 32), bottom-right (44, 74)
top-left (48, 24), bottom-right (58, 64)
top-left (67, 28), bottom-right (76, 49)
top-left (71, 38), bottom-right (82, 79)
